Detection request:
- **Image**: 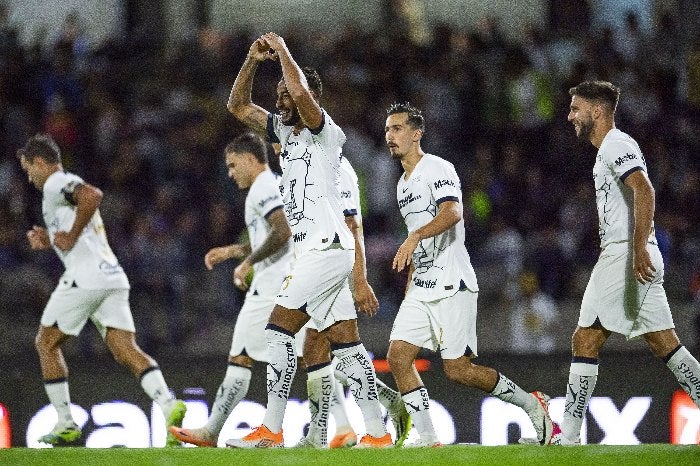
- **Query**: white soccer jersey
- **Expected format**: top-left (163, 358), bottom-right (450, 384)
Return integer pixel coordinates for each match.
top-left (397, 154), bottom-right (478, 302)
top-left (339, 156), bottom-right (361, 219)
top-left (42, 171), bottom-right (129, 290)
top-left (594, 128), bottom-right (656, 248)
top-left (244, 169), bottom-right (293, 297)
top-left (267, 110), bottom-right (354, 257)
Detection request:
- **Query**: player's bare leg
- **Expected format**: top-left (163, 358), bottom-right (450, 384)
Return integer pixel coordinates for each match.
top-left (35, 325), bottom-right (82, 445)
top-left (105, 328), bottom-right (186, 447)
top-left (645, 329), bottom-right (700, 409)
top-left (323, 319), bottom-right (391, 448)
top-left (227, 305), bottom-right (308, 448)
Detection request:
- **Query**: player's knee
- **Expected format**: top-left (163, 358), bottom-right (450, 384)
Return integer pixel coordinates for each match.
top-left (572, 330), bottom-right (601, 357)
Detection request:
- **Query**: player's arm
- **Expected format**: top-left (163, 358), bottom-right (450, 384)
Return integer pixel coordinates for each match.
top-left (263, 32), bottom-right (323, 130)
top-left (233, 207), bottom-right (291, 290)
top-left (345, 214), bottom-right (379, 316)
top-left (392, 200), bottom-right (461, 272)
top-left (53, 183), bottom-right (103, 252)
top-left (624, 169), bottom-right (656, 284)
top-left (227, 38), bottom-right (273, 134)
top-left (204, 243), bottom-right (250, 270)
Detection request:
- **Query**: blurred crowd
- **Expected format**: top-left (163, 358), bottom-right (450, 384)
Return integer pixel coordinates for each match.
top-left (1, 1), bottom-right (699, 355)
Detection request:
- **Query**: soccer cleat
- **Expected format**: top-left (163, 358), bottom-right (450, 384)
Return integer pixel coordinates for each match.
top-left (168, 426), bottom-right (217, 447)
top-left (354, 432), bottom-right (393, 448)
top-left (525, 391), bottom-right (556, 445)
top-left (404, 438), bottom-right (442, 448)
top-left (225, 425), bottom-right (284, 448)
top-left (38, 423), bottom-right (82, 446)
top-left (294, 436), bottom-right (326, 448)
top-left (387, 399), bottom-right (411, 447)
top-left (165, 399), bottom-right (187, 447)
top-left (329, 430), bottom-right (357, 448)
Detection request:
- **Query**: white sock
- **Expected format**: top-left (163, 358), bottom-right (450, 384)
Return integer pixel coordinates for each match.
top-left (561, 358), bottom-right (598, 442)
top-left (44, 378), bottom-right (75, 426)
top-left (332, 342), bottom-right (386, 437)
top-left (139, 367), bottom-right (175, 414)
top-left (402, 386), bottom-right (436, 441)
top-left (205, 365), bottom-right (251, 435)
top-left (376, 378), bottom-right (402, 411)
top-left (306, 363), bottom-right (333, 445)
top-left (330, 378), bottom-right (352, 431)
top-left (490, 372), bottom-right (538, 412)
top-left (666, 346), bottom-right (700, 409)
top-left (261, 327), bottom-right (297, 433)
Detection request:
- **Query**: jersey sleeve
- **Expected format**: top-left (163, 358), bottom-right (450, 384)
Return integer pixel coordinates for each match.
top-left (339, 160), bottom-right (361, 217)
top-left (425, 159), bottom-right (462, 205)
top-left (47, 172), bottom-right (84, 206)
top-left (251, 175), bottom-right (285, 220)
top-left (309, 110), bottom-right (346, 152)
top-left (602, 139), bottom-right (645, 183)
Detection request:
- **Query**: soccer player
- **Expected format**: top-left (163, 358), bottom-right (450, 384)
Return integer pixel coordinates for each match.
top-left (384, 102), bottom-right (557, 447)
top-left (169, 132), bottom-right (293, 447)
top-left (296, 155), bottom-right (411, 449)
top-left (18, 134), bottom-right (186, 447)
top-left (559, 81), bottom-right (700, 444)
top-left (225, 32), bottom-right (391, 448)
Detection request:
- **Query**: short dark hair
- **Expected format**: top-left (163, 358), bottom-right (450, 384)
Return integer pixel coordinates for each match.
top-left (17, 133), bottom-right (62, 164)
top-left (569, 81), bottom-right (621, 114)
top-left (386, 102), bottom-right (425, 132)
top-left (301, 67), bottom-right (322, 99)
top-left (225, 132), bottom-right (268, 164)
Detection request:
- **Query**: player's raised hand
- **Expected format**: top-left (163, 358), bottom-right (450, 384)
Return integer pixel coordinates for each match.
top-left (53, 230), bottom-right (78, 252)
top-left (392, 232), bottom-right (420, 272)
top-left (633, 246), bottom-right (656, 284)
top-left (354, 280), bottom-right (379, 317)
top-left (248, 37), bottom-right (276, 62)
top-left (26, 225), bottom-right (51, 250)
top-left (262, 32), bottom-right (286, 54)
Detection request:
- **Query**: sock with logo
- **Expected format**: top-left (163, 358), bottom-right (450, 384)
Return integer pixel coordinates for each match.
top-left (205, 364), bottom-right (252, 435)
top-left (561, 357), bottom-right (598, 443)
top-left (490, 371), bottom-right (538, 412)
top-left (665, 345), bottom-right (700, 408)
top-left (332, 342), bottom-right (386, 437)
top-left (261, 325), bottom-right (297, 433)
top-left (44, 378), bottom-right (75, 427)
top-left (305, 363), bottom-right (333, 445)
top-left (139, 367), bottom-right (176, 414)
top-left (402, 386), bottom-right (437, 442)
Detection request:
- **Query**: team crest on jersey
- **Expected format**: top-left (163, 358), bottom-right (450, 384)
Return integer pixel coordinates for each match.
top-left (282, 275), bottom-right (292, 290)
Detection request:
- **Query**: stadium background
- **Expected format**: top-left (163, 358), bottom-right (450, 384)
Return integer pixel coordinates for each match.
top-left (0, 0), bottom-right (699, 446)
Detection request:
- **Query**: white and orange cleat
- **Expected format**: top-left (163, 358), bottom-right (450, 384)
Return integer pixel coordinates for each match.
top-left (329, 430), bottom-right (357, 448)
top-left (225, 425), bottom-right (284, 448)
top-left (354, 432), bottom-right (393, 448)
top-left (525, 391), bottom-right (556, 445)
top-left (168, 426), bottom-right (217, 447)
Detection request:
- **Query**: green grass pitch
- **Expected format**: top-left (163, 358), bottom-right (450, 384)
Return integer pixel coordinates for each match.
top-left (1, 445), bottom-right (698, 466)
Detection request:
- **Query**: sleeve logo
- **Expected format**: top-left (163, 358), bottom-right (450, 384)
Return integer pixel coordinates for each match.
top-left (614, 153), bottom-right (637, 166)
top-left (433, 179), bottom-right (455, 189)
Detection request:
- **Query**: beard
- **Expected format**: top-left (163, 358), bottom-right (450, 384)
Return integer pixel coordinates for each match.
top-left (576, 117), bottom-right (594, 142)
top-left (281, 107), bottom-right (301, 126)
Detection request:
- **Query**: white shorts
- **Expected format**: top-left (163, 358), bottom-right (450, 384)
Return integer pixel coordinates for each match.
top-left (276, 248), bottom-right (356, 331)
top-left (579, 242), bottom-right (674, 340)
top-left (390, 289), bottom-right (478, 360)
top-left (230, 294), bottom-right (276, 361)
top-left (41, 285), bottom-right (135, 338)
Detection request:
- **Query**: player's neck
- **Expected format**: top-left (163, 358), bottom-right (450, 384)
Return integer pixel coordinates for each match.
top-left (590, 121), bottom-right (615, 149)
top-left (401, 148), bottom-right (425, 178)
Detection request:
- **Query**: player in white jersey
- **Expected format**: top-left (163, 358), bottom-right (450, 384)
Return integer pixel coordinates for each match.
top-left (17, 134), bottom-right (186, 447)
top-left (224, 32), bottom-right (390, 448)
top-left (296, 156), bottom-right (411, 449)
top-left (558, 81), bottom-right (700, 444)
top-left (169, 133), bottom-right (293, 447)
top-left (384, 103), bottom-right (557, 447)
